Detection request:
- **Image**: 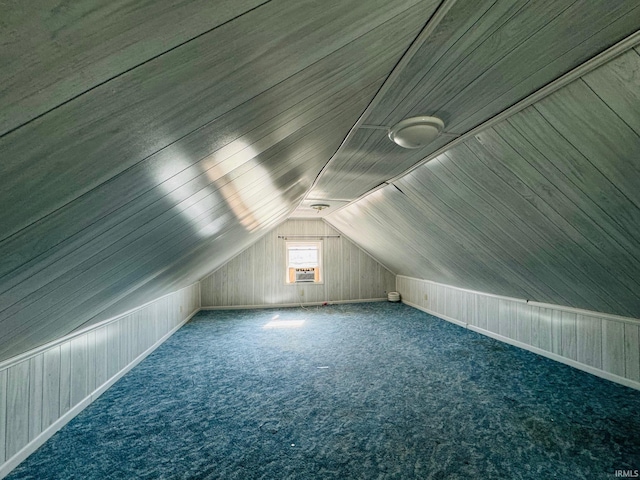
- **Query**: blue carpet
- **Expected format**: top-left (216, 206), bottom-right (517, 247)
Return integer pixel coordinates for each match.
top-left (7, 303), bottom-right (640, 479)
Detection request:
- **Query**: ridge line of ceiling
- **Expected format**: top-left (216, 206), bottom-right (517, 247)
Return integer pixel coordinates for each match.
top-left (291, 0), bottom-right (459, 218)
top-left (326, 28), bottom-right (640, 219)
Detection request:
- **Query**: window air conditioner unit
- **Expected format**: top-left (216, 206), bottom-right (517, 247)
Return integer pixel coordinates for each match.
top-left (295, 268), bottom-right (316, 283)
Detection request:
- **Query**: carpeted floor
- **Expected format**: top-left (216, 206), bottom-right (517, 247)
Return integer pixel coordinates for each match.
top-left (6, 302), bottom-right (640, 479)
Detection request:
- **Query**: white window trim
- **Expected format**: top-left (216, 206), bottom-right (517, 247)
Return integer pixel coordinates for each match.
top-left (284, 240), bottom-right (323, 285)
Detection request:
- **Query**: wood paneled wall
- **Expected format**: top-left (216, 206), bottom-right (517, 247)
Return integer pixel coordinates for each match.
top-left (397, 276), bottom-right (640, 390)
top-left (0, 283), bottom-right (200, 479)
top-left (201, 220), bottom-right (395, 307)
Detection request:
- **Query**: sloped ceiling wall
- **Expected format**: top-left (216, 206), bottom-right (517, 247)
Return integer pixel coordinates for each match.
top-left (0, 0), bottom-right (438, 361)
top-left (1, 0), bottom-right (639, 361)
top-left (305, 0), bottom-right (640, 204)
top-left (327, 47), bottom-right (640, 318)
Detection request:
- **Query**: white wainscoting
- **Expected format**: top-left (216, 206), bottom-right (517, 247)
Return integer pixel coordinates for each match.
top-left (0, 283), bottom-right (200, 479)
top-left (200, 219), bottom-right (396, 307)
top-left (396, 275), bottom-right (640, 391)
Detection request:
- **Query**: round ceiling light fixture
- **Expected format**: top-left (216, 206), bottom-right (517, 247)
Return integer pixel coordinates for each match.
top-left (388, 116), bottom-right (445, 149)
top-left (310, 203), bottom-right (330, 212)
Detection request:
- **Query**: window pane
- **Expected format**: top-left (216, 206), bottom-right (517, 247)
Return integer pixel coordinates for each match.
top-left (288, 247), bottom-right (318, 267)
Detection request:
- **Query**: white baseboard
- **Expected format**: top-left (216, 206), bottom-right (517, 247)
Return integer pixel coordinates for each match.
top-left (201, 298), bottom-right (387, 310)
top-left (0, 308), bottom-right (200, 480)
top-left (403, 299), bottom-right (640, 392)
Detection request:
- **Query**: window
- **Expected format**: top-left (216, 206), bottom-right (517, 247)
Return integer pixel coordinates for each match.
top-left (285, 241), bottom-right (322, 284)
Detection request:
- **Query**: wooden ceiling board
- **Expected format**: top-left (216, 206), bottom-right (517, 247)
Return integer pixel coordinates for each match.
top-left (0, 194), bottom-right (292, 360)
top-left (357, 0), bottom-right (507, 128)
top-left (307, 127), bottom-right (451, 200)
top-left (504, 112), bottom-right (640, 257)
top-left (362, 192), bottom-right (506, 287)
top-left (328, 46), bottom-right (640, 318)
top-left (377, 186), bottom-right (519, 290)
top-left (447, 2), bottom-right (640, 134)
top-left (0, 82), bottom-right (382, 360)
top-left (327, 199), bottom-right (427, 277)
top-left (532, 80), bottom-right (640, 211)
top-left (310, 0), bottom-right (639, 204)
top-left (0, 9), bottom-right (418, 286)
top-left (0, 0), bottom-right (425, 242)
top-left (582, 49), bottom-right (640, 137)
top-left (459, 136), bottom-right (638, 312)
top-left (490, 121), bottom-right (640, 290)
top-left (328, 187), bottom-right (535, 300)
top-left (79, 223), bottom-right (272, 329)
top-left (0, 66), bottom-right (382, 296)
top-left (0, 0), bottom-right (266, 135)
top-left (394, 161), bottom-right (567, 303)
top-left (367, 0), bottom-right (639, 129)
top-left (4, 220), bottom-right (273, 358)
top-left (0, 0), bottom-right (433, 359)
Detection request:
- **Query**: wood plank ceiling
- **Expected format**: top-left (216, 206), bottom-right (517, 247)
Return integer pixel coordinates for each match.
top-left (1, 0), bottom-right (639, 360)
top-left (0, 0), bottom-right (439, 360)
top-left (307, 0), bottom-right (640, 202)
top-left (328, 46), bottom-right (640, 318)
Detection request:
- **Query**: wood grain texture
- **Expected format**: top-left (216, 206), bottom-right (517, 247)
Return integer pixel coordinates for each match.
top-left (551, 310), bottom-right (563, 357)
top-left (5, 361), bottom-right (29, 458)
top-left (328, 46), bottom-right (640, 318)
top-left (534, 79), bottom-right (640, 210)
top-left (311, 0), bottom-right (639, 203)
top-left (516, 303), bottom-right (532, 345)
top-left (70, 336), bottom-right (88, 407)
top-left (0, 369), bottom-right (6, 463)
top-left (582, 49), bottom-right (640, 136)
top-left (0, 2), bottom-right (425, 361)
top-left (505, 108), bottom-right (640, 259)
top-left (493, 119), bottom-right (640, 285)
top-left (0, 76), bottom-right (383, 361)
top-left (41, 347), bottom-right (61, 430)
top-left (308, 127), bottom-right (450, 201)
top-left (577, 314), bottom-right (602, 369)
top-left (603, 320), bottom-right (626, 377)
top-left (537, 308), bottom-right (553, 353)
top-left (200, 219), bottom-right (395, 307)
top-left (0, 0), bottom-right (265, 135)
top-left (624, 324), bottom-right (640, 382)
top-left (0, 0), bottom-right (423, 241)
top-left (106, 323), bottom-right (120, 380)
top-left (58, 342), bottom-right (71, 417)
top-left (396, 275), bottom-right (640, 387)
top-left (27, 355), bottom-right (43, 442)
top-left (561, 311), bottom-right (577, 361)
top-left (467, 128), bottom-right (640, 310)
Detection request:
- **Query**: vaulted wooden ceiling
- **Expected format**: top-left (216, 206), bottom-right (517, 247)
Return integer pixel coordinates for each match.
top-left (0, 0), bottom-right (638, 360)
top-left (328, 46), bottom-right (640, 317)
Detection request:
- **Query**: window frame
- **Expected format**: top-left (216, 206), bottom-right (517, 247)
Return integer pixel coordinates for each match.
top-left (284, 240), bottom-right (323, 285)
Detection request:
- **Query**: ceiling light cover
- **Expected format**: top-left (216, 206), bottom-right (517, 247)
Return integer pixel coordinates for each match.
top-left (310, 203), bottom-right (330, 211)
top-left (388, 116), bottom-right (445, 149)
